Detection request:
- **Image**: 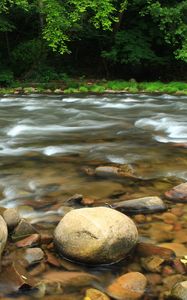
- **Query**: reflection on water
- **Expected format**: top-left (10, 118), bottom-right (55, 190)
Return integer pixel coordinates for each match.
top-left (0, 93), bottom-right (187, 298)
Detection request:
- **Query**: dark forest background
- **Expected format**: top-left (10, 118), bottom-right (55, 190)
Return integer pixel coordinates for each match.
top-left (0, 0), bottom-right (187, 86)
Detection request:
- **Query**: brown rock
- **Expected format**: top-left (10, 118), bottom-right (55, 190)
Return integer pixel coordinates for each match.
top-left (173, 259), bottom-right (186, 274)
top-left (107, 272), bottom-right (147, 300)
top-left (45, 250), bottom-right (61, 267)
top-left (146, 273), bottom-right (162, 286)
top-left (95, 165), bottom-right (134, 178)
top-left (12, 219), bottom-right (38, 241)
top-left (133, 214), bottom-right (146, 224)
top-left (161, 212), bottom-right (178, 224)
top-left (136, 242), bottom-right (176, 260)
top-left (40, 233), bottom-right (53, 244)
top-left (171, 207), bottom-right (184, 217)
top-left (159, 243), bottom-right (187, 257)
top-left (141, 256), bottom-right (164, 273)
top-left (81, 197), bottom-right (95, 206)
top-left (29, 262), bottom-right (46, 276)
top-left (174, 229), bottom-right (187, 243)
top-left (0, 262), bottom-right (35, 293)
top-left (149, 223), bottom-right (174, 242)
top-left (163, 274), bottom-right (187, 290)
top-left (165, 182), bottom-right (187, 202)
top-left (85, 288), bottom-right (110, 300)
top-left (34, 271), bottom-right (99, 296)
top-left (16, 234), bottom-right (40, 248)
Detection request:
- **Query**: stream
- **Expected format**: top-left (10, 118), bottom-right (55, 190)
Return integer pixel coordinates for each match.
top-left (0, 93), bottom-right (187, 299)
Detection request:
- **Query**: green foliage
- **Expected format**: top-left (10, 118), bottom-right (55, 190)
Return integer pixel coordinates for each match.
top-left (11, 39), bottom-right (43, 75)
top-left (0, 0), bottom-right (186, 80)
top-left (142, 0), bottom-right (187, 62)
top-left (89, 85), bottom-right (105, 93)
top-left (103, 28), bottom-right (159, 65)
top-left (79, 86), bottom-right (89, 92)
top-left (0, 69), bottom-right (14, 86)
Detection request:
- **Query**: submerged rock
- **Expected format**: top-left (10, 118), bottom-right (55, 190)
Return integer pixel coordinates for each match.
top-left (84, 288), bottom-right (110, 300)
top-left (112, 196), bottom-right (166, 214)
top-left (165, 182), bottom-right (187, 202)
top-left (54, 207), bottom-right (138, 264)
top-left (24, 248), bottom-right (44, 266)
top-left (0, 215), bottom-right (8, 258)
top-left (12, 219), bottom-right (38, 241)
top-left (171, 281), bottom-right (187, 300)
top-left (95, 165), bottom-right (135, 178)
top-left (0, 262), bottom-right (35, 293)
top-left (34, 271), bottom-right (99, 297)
top-left (136, 242), bottom-right (176, 260)
top-left (3, 208), bottom-right (20, 229)
top-left (107, 272), bottom-right (147, 300)
top-left (159, 243), bottom-right (187, 257)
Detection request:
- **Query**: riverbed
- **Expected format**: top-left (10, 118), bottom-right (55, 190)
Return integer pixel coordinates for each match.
top-left (0, 93), bottom-right (187, 299)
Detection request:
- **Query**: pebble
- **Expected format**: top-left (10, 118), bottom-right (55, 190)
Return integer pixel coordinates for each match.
top-left (107, 272), bottom-right (147, 300)
top-left (12, 219), bottom-right (38, 241)
top-left (171, 281), bottom-right (187, 300)
top-left (84, 288), bottom-right (110, 300)
top-left (136, 242), bottom-right (176, 260)
top-left (159, 243), bottom-right (187, 257)
top-left (24, 247), bottom-right (44, 265)
top-left (16, 234), bottom-right (40, 248)
top-left (141, 256), bottom-right (165, 273)
top-left (165, 182), bottom-right (187, 202)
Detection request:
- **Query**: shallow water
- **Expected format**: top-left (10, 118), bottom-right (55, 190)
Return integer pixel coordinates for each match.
top-left (0, 93), bottom-right (187, 298)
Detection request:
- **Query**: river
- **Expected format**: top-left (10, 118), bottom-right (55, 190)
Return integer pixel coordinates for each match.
top-left (0, 93), bottom-right (187, 299)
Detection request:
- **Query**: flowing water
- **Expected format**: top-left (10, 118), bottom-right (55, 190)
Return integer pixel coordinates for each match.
top-left (0, 93), bottom-right (187, 299)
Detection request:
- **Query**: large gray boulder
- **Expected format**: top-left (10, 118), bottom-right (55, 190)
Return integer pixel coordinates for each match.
top-left (54, 207), bottom-right (138, 264)
top-left (0, 215), bottom-right (8, 258)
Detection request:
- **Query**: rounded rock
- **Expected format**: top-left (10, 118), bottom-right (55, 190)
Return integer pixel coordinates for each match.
top-left (171, 281), bottom-right (187, 300)
top-left (3, 208), bottom-right (20, 229)
top-left (0, 215), bottom-right (8, 258)
top-left (107, 272), bottom-right (147, 300)
top-left (54, 207), bottom-right (138, 264)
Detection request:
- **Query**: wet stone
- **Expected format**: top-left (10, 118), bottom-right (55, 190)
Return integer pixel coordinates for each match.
top-left (84, 288), bottom-right (110, 300)
top-left (24, 247), bottom-right (44, 265)
top-left (171, 281), bottom-right (187, 300)
top-left (3, 208), bottom-right (20, 229)
top-left (165, 182), bottom-right (187, 202)
top-left (141, 256), bottom-right (165, 273)
top-left (0, 261), bottom-right (35, 293)
top-left (107, 272), bottom-right (147, 300)
top-left (0, 215), bottom-right (8, 259)
top-left (16, 233), bottom-right (40, 248)
top-left (95, 165), bottom-right (134, 178)
top-left (54, 207), bottom-right (138, 264)
top-left (12, 219), bottom-right (38, 241)
top-left (34, 271), bottom-right (99, 297)
top-left (159, 243), bottom-right (187, 257)
top-left (136, 242), bottom-right (176, 260)
top-left (113, 196), bottom-right (166, 214)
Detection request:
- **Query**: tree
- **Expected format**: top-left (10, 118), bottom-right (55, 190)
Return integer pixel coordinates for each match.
top-left (0, 0), bottom-right (117, 54)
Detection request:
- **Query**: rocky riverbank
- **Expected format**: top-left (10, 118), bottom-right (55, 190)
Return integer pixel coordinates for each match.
top-left (0, 182), bottom-right (187, 299)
